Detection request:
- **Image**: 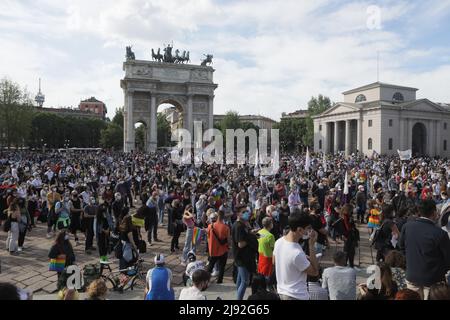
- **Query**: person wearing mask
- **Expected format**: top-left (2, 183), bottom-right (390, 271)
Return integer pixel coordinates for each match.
top-left (48, 230), bottom-right (76, 290)
top-left (145, 191), bottom-right (161, 245)
top-left (170, 199), bottom-right (184, 252)
top-left (17, 197), bottom-right (31, 252)
top-left (247, 274), bottom-right (280, 300)
top-left (231, 205), bottom-right (258, 300)
top-left (273, 213), bottom-right (319, 300)
top-left (355, 185), bottom-right (367, 224)
top-left (288, 188), bottom-right (300, 214)
top-left (83, 197), bottom-right (98, 254)
top-left (55, 192), bottom-right (71, 231)
top-left (179, 269), bottom-right (210, 300)
top-left (69, 190), bottom-right (83, 246)
top-left (5, 199), bottom-right (21, 255)
top-left (278, 198), bottom-right (290, 233)
top-left (322, 251), bottom-right (357, 300)
top-left (195, 194), bottom-right (208, 226)
top-left (145, 254), bottom-right (175, 300)
top-left (183, 251), bottom-right (206, 286)
top-left (181, 207), bottom-right (197, 265)
top-left (112, 192), bottom-right (124, 232)
top-left (309, 201), bottom-right (328, 256)
top-left (118, 213), bottom-right (139, 271)
top-left (399, 199), bottom-right (450, 299)
top-left (256, 217), bottom-right (275, 280)
top-left (206, 210), bottom-right (230, 284)
top-left (96, 203), bottom-right (110, 263)
top-left (46, 186), bottom-right (61, 238)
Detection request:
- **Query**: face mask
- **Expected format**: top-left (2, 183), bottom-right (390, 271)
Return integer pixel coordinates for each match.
top-left (64, 234), bottom-right (69, 240)
top-left (52, 188), bottom-right (57, 192)
top-left (302, 229), bottom-right (312, 240)
top-left (271, 211), bottom-right (279, 221)
top-left (241, 211), bottom-right (250, 221)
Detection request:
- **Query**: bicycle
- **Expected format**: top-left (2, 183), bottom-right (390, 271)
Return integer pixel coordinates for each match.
top-left (99, 258), bottom-right (146, 293)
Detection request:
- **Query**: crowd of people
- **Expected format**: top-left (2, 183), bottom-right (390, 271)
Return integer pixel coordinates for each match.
top-left (1, 149), bottom-right (450, 300)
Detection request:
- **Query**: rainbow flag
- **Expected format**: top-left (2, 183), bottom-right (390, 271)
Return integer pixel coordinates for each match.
top-left (49, 256), bottom-right (66, 272)
top-left (192, 227), bottom-right (203, 246)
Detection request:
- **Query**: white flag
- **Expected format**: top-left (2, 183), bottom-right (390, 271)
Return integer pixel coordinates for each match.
top-left (322, 153), bottom-right (327, 172)
top-left (254, 148), bottom-right (260, 176)
top-left (344, 171), bottom-right (349, 195)
top-left (305, 147), bottom-right (311, 173)
top-left (397, 149), bottom-right (412, 161)
top-left (401, 165), bottom-right (406, 178)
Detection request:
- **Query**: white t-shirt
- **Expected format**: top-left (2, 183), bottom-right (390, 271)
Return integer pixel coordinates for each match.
top-left (273, 237), bottom-right (310, 300)
top-left (179, 286), bottom-right (206, 300)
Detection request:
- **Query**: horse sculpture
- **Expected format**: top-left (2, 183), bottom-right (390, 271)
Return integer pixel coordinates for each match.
top-left (126, 46), bottom-right (135, 60)
top-left (201, 54), bottom-right (213, 66)
top-left (163, 45), bottom-right (175, 63)
top-left (152, 48), bottom-right (163, 62)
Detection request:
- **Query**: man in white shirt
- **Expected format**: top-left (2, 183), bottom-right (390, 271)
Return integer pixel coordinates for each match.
top-left (273, 214), bottom-right (320, 300)
top-left (179, 269), bottom-right (210, 300)
top-left (322, 251), bottom-right (357, 300)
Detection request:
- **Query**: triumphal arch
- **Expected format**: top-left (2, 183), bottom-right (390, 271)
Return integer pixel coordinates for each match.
top-left (120, 45), bottom-right (218, 152)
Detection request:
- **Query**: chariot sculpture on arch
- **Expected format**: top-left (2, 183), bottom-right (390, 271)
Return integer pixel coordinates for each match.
top-left (151, 43), bottom-right (191, 64)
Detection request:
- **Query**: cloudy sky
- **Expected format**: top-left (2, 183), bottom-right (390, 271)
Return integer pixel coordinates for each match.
top-left (1, 0), bottom-right (450, 120)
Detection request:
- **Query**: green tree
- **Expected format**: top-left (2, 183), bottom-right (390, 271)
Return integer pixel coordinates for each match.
top-left (305, 95), bottom-right (334, 147)
top-left (217, 111), bottom-right (242, 132)
top-left (135, 124), bottom-right (146, 151)
top-left (157, 113), bottom-right (172, 147)
top-left (0, 78), bottom-right (34, 148)
top-left (274, 118), bottom-right (308, 152)
top-left (112, 107), bottom-right (124, 128)
top-left (100, 123), bottom-right (123, 150)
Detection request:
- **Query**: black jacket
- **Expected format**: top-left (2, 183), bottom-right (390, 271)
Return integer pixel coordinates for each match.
top-left (399, 218), bottom-right (450, 286)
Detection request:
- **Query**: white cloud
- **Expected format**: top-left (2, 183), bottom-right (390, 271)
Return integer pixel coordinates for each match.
top-left (0, 0), bottom-right (449, 122)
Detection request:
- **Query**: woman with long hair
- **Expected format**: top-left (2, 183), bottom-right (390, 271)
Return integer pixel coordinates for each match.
top-left (359, 262), bottom-right (398, 300)
top-left (5, 199), bottom-right (21, 255)
top-left (48, 230), bottom-right (76, 290)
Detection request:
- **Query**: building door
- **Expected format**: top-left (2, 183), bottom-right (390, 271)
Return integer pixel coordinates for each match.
top-left (412, 122), bottom-right (427, 156)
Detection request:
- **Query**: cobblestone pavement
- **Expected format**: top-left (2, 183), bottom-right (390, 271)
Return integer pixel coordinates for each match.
top-left (0, 207), bottom-right (374, 299)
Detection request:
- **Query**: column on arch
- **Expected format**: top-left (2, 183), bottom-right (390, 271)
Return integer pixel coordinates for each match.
top-left (357, 114), bottom-right (363, 153)
top-left (149, 94), bottom-right (157, 153)
top-left (125, 89), bottom-right (135, 153)
top-left (185, 95), bottom-right (193, 136)
top-left (208, 95), bottom-right (214, 130)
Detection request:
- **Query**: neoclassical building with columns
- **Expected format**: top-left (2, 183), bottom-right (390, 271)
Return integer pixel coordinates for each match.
top-left (313, 82), bottom-right (450, 157)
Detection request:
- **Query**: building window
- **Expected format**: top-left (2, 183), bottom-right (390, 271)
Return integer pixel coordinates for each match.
top-left (444, 140), bottom-right (448, 151)
top-left (319, 140), bottom-right (322, 149)
top-left (389, 119), bottom-right (393, 127)
top-left (368, 138), bottom-right (373, 150)
top-left (388, 138), bottom-right (393, 150)
top-left (355, 94), bottom-right (367, 103)
top-left (393, 92), bottom-right (404, 102)
top-left (368, 120), bottom-right (373, 127)
top-left (319, 125), bottom-right (322, 131)
top-left (444, 122), bottom-right (448, 130)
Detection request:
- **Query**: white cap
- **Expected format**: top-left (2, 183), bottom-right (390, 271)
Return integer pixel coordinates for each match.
top-left (154, 253), bottom-right (165, 265)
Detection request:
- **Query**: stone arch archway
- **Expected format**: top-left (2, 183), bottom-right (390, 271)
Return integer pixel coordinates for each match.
top-left (412, 122), bottom-right (427, 156)
top-left (121, 58), bottom-right (218, 153)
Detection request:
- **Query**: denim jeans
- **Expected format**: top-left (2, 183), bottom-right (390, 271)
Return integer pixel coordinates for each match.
top-left (158, 208), bottom-right (164, 224)
top-left (182, 227), bottom-right (196, 262)
top-left (236, 266), bottom-right (250, 300)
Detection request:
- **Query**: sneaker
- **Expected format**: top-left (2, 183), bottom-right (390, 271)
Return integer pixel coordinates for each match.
top-left (18, 247), bottom-right (23, 252)
top-left (180, 261), bottom-right (187, 267)
top-left (211, 270), bottom-right (219, 277)
top-left (46, 233), bottom-right (53, 239)
top-left (9, 251), bottom-right (19, 256)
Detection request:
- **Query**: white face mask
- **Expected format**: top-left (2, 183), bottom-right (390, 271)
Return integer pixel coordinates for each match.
top-left (64, 234), bottom-right (69, 240)
top-left (302, 229), bottom-right (312, 240)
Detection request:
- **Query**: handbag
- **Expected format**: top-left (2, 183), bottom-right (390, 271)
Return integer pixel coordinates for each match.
top-left (3, 216), bottom-right (11, 232)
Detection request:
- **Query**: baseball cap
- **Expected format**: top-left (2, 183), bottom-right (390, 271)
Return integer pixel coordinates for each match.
top-left (154, 253), bottom-right (165, 265)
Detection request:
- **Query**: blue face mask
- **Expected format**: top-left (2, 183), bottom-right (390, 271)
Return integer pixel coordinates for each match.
top-left (242, 211), bottom-right (250, 221)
